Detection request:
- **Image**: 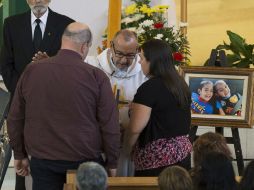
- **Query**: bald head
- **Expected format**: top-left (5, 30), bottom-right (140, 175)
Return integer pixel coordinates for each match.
top-left (113, 29), bottom-right (138, 46)
top-left (61, 22), bottom-right (92, 60)
top-left (62, 22), bottom-right (92, 44)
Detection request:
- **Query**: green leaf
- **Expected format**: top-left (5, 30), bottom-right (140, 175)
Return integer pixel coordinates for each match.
top-left (226, 54), bottom-right (241, 65)
top-left (227, 30), bottom-right (245, 44)
top-left (235, 58), bottom-right (251, 68)
top-left (227, 31), bottom-right (250, 58)
top-left (229, 43), bottom-right (241, 56)
top-left (216, 43), bottom-right (230, 50)
top-left (244, 44), bottom-right (254, 59)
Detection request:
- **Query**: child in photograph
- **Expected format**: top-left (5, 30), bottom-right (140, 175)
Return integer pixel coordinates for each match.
top-left (214, 80), bottom-right (242, 115)
top-left (191, 80), bottom-right (224, 115)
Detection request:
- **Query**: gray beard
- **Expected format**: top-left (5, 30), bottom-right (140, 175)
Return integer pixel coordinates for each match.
top-left (30, 5), bottom-right (48, 16)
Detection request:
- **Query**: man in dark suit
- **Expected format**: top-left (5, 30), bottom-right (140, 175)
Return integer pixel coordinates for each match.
top-left (0, 0), bottom-right (74, 190)
top-left (0, 0), bottom-right (74, 95)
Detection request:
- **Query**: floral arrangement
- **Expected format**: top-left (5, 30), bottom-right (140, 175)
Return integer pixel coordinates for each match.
top-left (98, 0), bottom-right (190, 65)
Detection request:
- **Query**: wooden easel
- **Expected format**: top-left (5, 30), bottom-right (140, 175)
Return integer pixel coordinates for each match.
top-left (189, 49), bottom-right (245, 175)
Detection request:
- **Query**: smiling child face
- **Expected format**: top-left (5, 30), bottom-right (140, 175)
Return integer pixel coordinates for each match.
top-left (215, 83), bottom-right (230, 98)
top-left (198, 83), bottom-right (213, 102)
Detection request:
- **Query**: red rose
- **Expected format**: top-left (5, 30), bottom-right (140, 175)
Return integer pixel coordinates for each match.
top-left (153, 22), bottom-right (164, 29)
top-left (173, 52), bottom-right (183, 61)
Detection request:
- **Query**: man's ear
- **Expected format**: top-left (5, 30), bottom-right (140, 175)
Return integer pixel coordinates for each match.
top-left (110, 41), bottom-right (114, 52)
top-left (79, 43), bottom-right (87, 56)
top-left (110, 41), bottom-right (113, 48)
top-left (198, 89), bottom-right (201, 94)
top-left (80, 43), bottom-right (85, 53)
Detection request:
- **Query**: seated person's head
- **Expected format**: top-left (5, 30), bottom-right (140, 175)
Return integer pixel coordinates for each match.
top-left (198, 81), bottom-right (214, 102)
top-left (198, 152), bottom-right (237, 190)
top-left (214, 80), bottom-right (231, 98)
top-left (193, 132), bottom-right (232, 169)
top-left (110, 29), bottom-right (139, 71)
top-left (239, 160), bottom-right (254, 190)
top-left (76, 162), bottom-right (107, 190)
top-left (158, 166), bottom-right (193, 190)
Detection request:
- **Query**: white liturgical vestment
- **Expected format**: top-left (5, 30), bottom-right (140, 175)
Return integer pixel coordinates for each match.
top-left (86, 49), bottom-right (147, 129)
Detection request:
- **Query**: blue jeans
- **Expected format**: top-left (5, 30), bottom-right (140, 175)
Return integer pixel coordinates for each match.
top-left (30, 156), bottom-right (104, 190)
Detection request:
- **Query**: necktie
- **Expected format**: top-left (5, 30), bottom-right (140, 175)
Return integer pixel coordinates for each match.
top-left (33, 19), bottom-right (42, 52)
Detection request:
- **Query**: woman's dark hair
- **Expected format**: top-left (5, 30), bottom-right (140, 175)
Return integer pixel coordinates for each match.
top-left (141, 39), bottom-right (191, 109)
top-left (193, 132), bottom-right (232, 169)
top-left (197, 152), bottom-right (237, 190)
top-left (239, 160), bottom-right (254, 190)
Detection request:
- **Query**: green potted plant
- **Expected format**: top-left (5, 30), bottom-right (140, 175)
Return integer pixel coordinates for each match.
top-left (215, 31), bottom-right (254, 68)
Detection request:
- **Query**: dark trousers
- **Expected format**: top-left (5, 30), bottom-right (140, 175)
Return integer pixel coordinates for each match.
top-left (15, 175), bottom-right (26, 190)
top-left (30, 156), bottom-right (104, 190)
top-left (135, 153), bottom-right (191, 176)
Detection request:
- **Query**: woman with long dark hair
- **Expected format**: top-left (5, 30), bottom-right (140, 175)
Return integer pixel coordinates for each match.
top-left (123, 39), bottom-right (192, 176)
top-left (195, 152), bottom-right (238, 190)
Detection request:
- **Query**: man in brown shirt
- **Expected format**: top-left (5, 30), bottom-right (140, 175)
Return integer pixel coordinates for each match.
top-left (7, 22), bottom-right (120, 190)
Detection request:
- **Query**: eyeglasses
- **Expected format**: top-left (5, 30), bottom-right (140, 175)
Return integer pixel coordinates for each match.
top-left (111, 42), bottom-right (137, 60)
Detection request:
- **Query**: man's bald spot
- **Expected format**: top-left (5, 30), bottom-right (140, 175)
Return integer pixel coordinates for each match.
top-left (113, 30), bottom-right (138, 46)
top-left (63, 22), bottom-right (92, 44)
top-left (66, 22), bottom-right (89, 33)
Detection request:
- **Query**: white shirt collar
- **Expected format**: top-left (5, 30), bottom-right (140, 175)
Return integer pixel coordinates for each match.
top-left (31, 8), bottom-right (49, 25)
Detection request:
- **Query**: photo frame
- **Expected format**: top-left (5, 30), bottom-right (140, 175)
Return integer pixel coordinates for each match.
top-left (179, 66), bottom-right (254, 128)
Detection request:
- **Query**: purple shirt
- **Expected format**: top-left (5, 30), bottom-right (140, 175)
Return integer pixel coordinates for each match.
top-left (7, 49), bottom-right (120, 168)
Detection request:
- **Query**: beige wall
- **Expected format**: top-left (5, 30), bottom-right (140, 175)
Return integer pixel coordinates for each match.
top-left (176, 0), bottom-right (254, 66)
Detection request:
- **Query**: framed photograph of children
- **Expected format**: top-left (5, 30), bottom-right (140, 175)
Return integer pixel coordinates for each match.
top-left (179, 66), bottom-right (254, 128)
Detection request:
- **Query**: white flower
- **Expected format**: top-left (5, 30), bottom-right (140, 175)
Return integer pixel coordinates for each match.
top-left (154, 34), bottom-right (164, 39)
top-left (137, 28), bottom-right (145, 35)
top-left (127, 27), bottom-right (137, 32)
top-left (121, 14), bottom-right (145, 24)
top-left (165, 38), bottom-right (169, 41)
top-left (141, 20), bottom-right (154, 27)
top-left (132, 14), bottom-right (145, 22)
top-left (121, 17), bottom-right (135, 24)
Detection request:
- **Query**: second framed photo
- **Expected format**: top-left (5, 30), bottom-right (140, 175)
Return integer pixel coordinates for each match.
top-left (179, 66), bottom-right (254, 128)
